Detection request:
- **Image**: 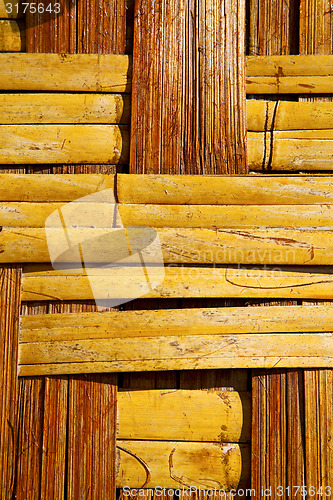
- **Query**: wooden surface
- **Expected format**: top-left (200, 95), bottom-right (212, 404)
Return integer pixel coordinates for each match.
top-left (3, 227), bottom-right (333, 265)
top-left (0, 94), bottom-right (131, 124)
top-left (117, 441), bottom-right (250, 489)
top-left (0, 125), bottom-right (129, 164)
top-left (0, 20), bottom-right (25, 52)
top-left (0, 54), bottom-right (131, 92)
top-left (117, 174), bottom-right (333, 204)
top-left (130, 0), bottom-right (247, 174)
top-left (0, 266), bottom-right (22, 499)
top-left (0, 0), bottom-right (23, 18)
top-left (117, 389), bottom-right (251, 443)
top-left (21, 264), bottom-right (333, 301)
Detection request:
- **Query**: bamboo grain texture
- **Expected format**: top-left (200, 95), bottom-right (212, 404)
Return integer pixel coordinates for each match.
top-left (0, 20), bottom-right (25, 52)
top-left (0, 0), bottom-right (23, 17)
top-left (117, 389), bottom-right (251, 443)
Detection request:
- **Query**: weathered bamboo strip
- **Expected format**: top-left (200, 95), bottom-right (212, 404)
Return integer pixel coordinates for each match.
top-left (0, 266), bottom-right (21, 499)
top-left (130, 0), bottom-right (246, 174)
top-left (67, 374), bottom-right (117, 499)
top-left (117, 174), bottom-right (333, 204)
top-left (0, 174), bottom-right (114, 201)
top-left (116, 441), bottom-right (250, 489)
top-left (0, 125), bottom-right (129, 164)
top-left (0, 94), bottom-right (131, 124)
top-left (0, 0), bottom-right (23, 18)
top-left (19, 305), bottom-right (333, 341)
top-left (3, 203), bottom-right (333, 228)
top-left (0, 20), bottom-right (25, 51)
top-left (247, 100), bottom-right (333, 131)
top-left (21, 265), bottom-right (333, 301)
top-left (0, 54), bottom-right (131, 92)
top-left (18, 332), bottom-right (333, 375)
top-left (117, 389), bottom-right (251, 443)
top-left (3, 227), bottom-right (333, 265)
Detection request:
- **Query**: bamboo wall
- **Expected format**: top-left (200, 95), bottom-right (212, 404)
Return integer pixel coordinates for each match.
top-left (0, 0), bottom-right (333, 498)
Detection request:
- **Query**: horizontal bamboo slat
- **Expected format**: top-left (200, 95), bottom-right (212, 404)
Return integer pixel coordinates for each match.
top-left (246, 55), bottom-right (333, 93)
top-left (116, 441), bottom-right (249, 489)
top-left (247, 100), bottom-right (333, 131)
top-left (3, 227), bottom-right (333, 264)
top-left (0, 54), bottom-right (131, 92)
top-left (0, 125), bottom-right (129, 164)
top-left (117, 174), bottom-right (333, 204)
top-left (20, 305), bottom-right (333, 341)
top-left (21, 265), bottom-right (333, 301)
top-left (0, 94), bottom-right (131, 124)
top-left (117, 389), bottom-right (251, 443)
top-left (0, 20), bottom-right (25, 51)
top-left (18, 333), bottom-right (333, 374)
top-left (3, 203), bottom-right (333, 228)
top-left (0, 174), bottom-right (114, 201)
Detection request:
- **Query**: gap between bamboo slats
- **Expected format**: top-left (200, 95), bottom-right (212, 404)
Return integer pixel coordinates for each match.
top-left (20, 265), bottom-right (333, 301)
top-left (0, 125), bottom-right (129, 164)
top-left (116, 441), bottom-right (250, 489)
top-left (0, 94), bottom-right (131, 124)
top-left (0, 20), bottom-right (25, 51)
top-left (117, 389), bottom-right (251, 443)
top-left (0, 54), bottom-right (131, 92)
top-left (2, 227), bottom-right (333, 265)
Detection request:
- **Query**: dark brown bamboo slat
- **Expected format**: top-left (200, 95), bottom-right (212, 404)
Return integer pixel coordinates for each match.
top-left (130, 0), bottom-right (247, 175)
top-left (249, 5), bottom-right (305, 497)
top-left (0, 266), bottom-right (21, 500)
top-left (300, 3), bottom-right (333, 496)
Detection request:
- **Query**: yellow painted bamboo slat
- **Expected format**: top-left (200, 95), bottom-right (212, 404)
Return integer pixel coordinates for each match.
top-left (117, 389), bottom-right (251, 443)
top-left (20, 305), bottom-right (333, 341)
top-left (116, 441), bottom-right (250, 489)
top-left (117, 174), bottom-right (333, 205)
top-left (247, 100), bottom-right (333, 131)
top-left (0, 125), bottom-right (129, 164)
top-left (2, 203), bottom-right (333, 228)
top-left (0, 0), bottom-right (23, 18)
top-left (20, 265), bottom-right (333, 301)
top-left (2, 227), bottom-right (333, 264)
top-left (0, 94), bottom-right (131, 124)
top-left (0, 174), bottom-right (114, 201)
top-left (0, 54), bottom-right (131, 92)
top-left (18, 333), bottom-right (333, 375)
top-left (246, 55), bottom-right (333, 94)
top-left (0, 20), bottom-right (25, 52)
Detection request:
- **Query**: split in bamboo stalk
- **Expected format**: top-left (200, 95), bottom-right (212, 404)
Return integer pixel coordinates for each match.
top-left (0, 54), bottom-right (132, 92)
top-left (0, 20), bottom-right (25, 52)
top-left (21, 265), bottom-right (333, 301)
top-left (0, 125), bottom-right (129, 164)
top-left (116, 441), bottom-right (250, 489)
top-left (0, 94), bottom-right (131, 124)
top-left (117, 389), bottom-right (251, 443)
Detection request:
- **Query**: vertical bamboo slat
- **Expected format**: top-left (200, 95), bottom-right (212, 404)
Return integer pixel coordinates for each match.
top-left (299, 2), bottom-right (333, 493)
top-left (0, 266), bottom-right (21, 500)
top-left (130, 0), bottom-right (247, 174)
